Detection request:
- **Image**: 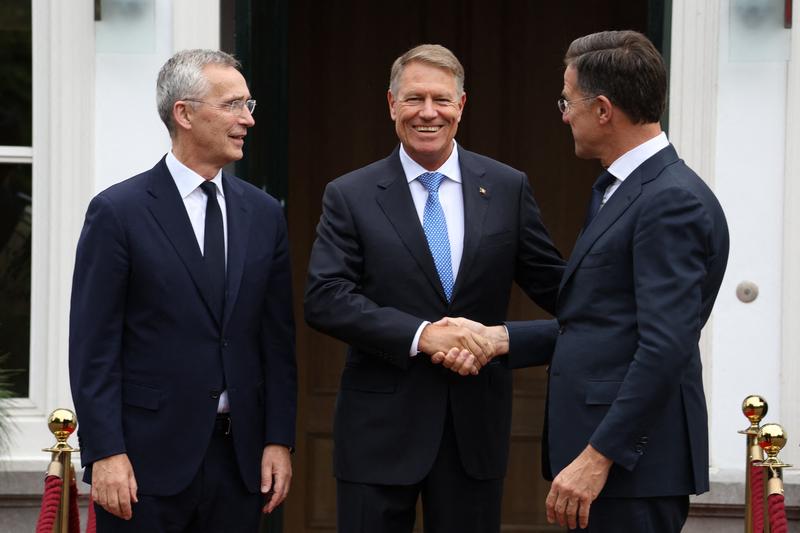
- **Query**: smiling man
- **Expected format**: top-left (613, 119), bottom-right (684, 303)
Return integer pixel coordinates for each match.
top-left (69, 49), bottom-right (297, 532)
top-left (304, 44), bottom-right (564, 532)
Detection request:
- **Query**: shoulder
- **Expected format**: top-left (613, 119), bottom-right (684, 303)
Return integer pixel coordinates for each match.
top-left (329, 152), bottom-right (400, 191)
top-left (92, 160), bottom-right (164, 208)
top-left (225, 173), bottom-right (283, 214)
top-left (458, 146), bottom-right (524, 179)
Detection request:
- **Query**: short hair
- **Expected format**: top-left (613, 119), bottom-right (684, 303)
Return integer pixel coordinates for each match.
top-left (389, 44), bottom-right (465, 97)
top-left (156, 49), bottom-right (241, 136)
top-left (564, 31), bottom-right (666, 124)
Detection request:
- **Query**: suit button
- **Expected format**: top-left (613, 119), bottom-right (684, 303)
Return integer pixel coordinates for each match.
top-left (558, 326), bottom-right (566, 335)
top-left (634, 444), bottom-right (644, 454)
top-left (210, 390), bottom-right (220, 399)
top-left (221, 339), bottom-right (229, 348)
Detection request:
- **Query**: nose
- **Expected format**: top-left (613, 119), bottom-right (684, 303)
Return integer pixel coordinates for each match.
top-left (240, 106), bottom-right (255, 127)
top-left (419, 96), bottom-right (437, 119)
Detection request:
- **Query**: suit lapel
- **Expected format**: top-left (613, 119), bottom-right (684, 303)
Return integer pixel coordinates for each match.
top-left (221, 173), bottom-right (250, 330)
top-left (145, 158), bottom-right (221, 327)
top-left (375, 150), bottom-right (449, 303)
top-left (559, 144), bottom-right (680, 293)
top-left (451, 148), bottom-right (488, 301)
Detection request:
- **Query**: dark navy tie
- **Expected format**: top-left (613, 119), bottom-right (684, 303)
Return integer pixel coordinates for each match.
top-left (582, 170), bottom-right (617, 231)
top-left (200, 181), bottom-right (226, 320)
top-left (417, 172), bottom-right (454, 302)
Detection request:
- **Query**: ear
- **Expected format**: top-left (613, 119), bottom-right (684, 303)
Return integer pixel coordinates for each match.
top-left (173, 101), bottom-right (193, 131)
top-left (387, 90), bottom-right (397, 121)
top-left (595, 95), bottom-right (613, 125)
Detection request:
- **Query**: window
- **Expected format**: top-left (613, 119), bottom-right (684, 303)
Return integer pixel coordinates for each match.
top-left (0, 1), bottom-right (32, 397)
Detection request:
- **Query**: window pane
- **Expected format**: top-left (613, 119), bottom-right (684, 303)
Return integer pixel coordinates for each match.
top-left (0, 1), bottom-right (32, 147)
top-left (0, 164), bottom-right (31, 397)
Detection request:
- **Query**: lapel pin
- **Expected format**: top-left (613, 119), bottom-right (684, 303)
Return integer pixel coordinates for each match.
top-left (479, 187), bottom-right (487, 196)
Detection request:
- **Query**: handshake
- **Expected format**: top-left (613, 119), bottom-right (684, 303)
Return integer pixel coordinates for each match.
top-left (418, 317), bottom-right (510, 376)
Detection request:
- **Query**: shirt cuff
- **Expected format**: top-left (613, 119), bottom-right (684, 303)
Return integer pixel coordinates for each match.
top-left (410, 321), bottom-right (430, 357)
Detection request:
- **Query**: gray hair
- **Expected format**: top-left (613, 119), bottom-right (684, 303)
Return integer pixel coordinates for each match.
top-left (156, 49), bottom-right (241, 136)
top-left (389, 44), bottom-right (465, 97)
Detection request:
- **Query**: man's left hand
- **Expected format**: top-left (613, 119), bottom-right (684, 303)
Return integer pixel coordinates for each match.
top-left (545, 444), bottom-right (612, 529)
top-left (261, 445), bottom-right (292, 514)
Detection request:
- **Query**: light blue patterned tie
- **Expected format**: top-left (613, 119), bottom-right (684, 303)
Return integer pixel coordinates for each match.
top-left (418, 172), bottom-right (454, 301)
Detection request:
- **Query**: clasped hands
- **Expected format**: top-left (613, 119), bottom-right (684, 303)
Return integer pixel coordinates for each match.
top-left (417, 317), bottom-right (509, 376)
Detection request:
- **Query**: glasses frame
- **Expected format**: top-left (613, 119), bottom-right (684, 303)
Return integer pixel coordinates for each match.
top-left (184, 98), bottom-right (257, 115)
top-left (557, 95), bottom-right (596, 114)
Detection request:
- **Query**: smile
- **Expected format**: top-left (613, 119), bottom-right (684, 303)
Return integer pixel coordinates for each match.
top-left (414, 126), bottom-right (441, 133)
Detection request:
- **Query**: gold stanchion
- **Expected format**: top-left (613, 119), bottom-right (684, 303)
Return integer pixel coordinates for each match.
top-left (756, 424), bottom-right (791, 498)
top-left (42, 409), bottom-right (79, 533)
top-left (738, 395), bottom-right (767, 533)
top-left (756, 424), bottom-right (792, 533)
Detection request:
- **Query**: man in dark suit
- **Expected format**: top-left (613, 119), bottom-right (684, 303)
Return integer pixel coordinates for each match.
top-left (69, 49), bottom-right (296, 532)
top-left (436, 31), bottom-right (729, 532)
top-left (303, 44), bottom-right (564, 532)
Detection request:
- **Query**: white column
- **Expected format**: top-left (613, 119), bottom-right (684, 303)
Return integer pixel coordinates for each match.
top-left (173, 0), bottom-right (220, 51)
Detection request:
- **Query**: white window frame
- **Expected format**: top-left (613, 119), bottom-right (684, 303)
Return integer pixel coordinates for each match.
top-left (0, 0), bottom-right (94, 465)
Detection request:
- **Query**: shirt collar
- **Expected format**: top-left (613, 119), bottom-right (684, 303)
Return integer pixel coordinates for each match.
top-left (606, 131), bottom-right (669, 182)
top-left (399, 140), bottom-right (462, 184)
top-left (165, 150), bottom-right (225, 199)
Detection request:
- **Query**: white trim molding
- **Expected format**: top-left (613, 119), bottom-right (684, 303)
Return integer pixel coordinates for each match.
top-left (172, 0), bottom-right (220, 52)
top-left (780, 1), bottom-right (800, 469)
top-left (668, 0), bottom-right (721, 465)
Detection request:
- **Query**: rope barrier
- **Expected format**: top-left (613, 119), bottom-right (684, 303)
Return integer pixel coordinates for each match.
top-left (750, 463), bottom-right (764, 533)
top-left (35, 475), bottom-right (63, 533)
top-left (86, 493), bottom-right (97, 533)
top-left (767, 492), bottom-right (788, 533)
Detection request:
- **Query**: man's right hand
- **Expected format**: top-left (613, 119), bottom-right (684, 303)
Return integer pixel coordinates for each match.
top-left (91, 453), bottom-right (138, 520)
top-left (417, 321), bottom-right (495, 375)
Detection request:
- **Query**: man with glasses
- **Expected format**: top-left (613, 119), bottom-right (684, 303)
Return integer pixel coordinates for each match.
top-left (436, 31), bottom-right (729, 532)
top-left (69, 49), bottom-right (296, 532)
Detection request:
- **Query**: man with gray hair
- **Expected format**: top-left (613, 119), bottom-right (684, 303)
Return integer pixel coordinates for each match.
top-left (304, 44), bottom-right (564, 532)
top-left (69, 49), bottom-right (296, 531)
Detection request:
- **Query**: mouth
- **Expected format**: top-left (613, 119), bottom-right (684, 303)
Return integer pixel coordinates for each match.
top-left (413, 125), bottom-right (442, 133)
top-left (229, 134), bottom-right (246, 145)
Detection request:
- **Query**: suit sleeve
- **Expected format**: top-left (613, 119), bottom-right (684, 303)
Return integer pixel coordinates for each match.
top-left (304, 181), bottom-right (423, 369)
top-left (589, 187), bottom-right (710, 470)
top-left (506, 319), bottom-right (560, 368)
top-left (514, 176), bottom-right (565, 316)
top-left (69, 194), bottom-right (129, 465)
top-left (261, 207), bottom-right (297, 448)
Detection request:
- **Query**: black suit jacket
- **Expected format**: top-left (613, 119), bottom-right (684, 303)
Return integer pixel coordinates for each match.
top-left (304, 146), bottom-right (565, 484)
top-left (508, 144), bottom-right (729, 497)
top-left (69, 157), bottom-right (297, 495)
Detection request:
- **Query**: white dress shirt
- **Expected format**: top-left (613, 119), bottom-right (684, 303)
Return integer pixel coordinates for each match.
top-left (602, 132), bottom-right (669, 204)
top-left (165, 151), bottom-right (230, 412)
top-left (399, 141), bottom-right (465, 356)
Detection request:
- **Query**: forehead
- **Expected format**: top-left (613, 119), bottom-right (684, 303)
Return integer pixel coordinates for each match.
top-left (562, 64), bottom-right (580, 94)
top-left (397, 61), bottom-right (458, 92)
top-left (202, 64), bottom-right (249, 97)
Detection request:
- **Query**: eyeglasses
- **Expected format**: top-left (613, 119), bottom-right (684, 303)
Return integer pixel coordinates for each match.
top-left (185, 98), bottom-right (257, 115)
top-left (557, 95), bottom-right (596, 114)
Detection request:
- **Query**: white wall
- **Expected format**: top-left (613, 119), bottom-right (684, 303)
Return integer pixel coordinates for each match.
top-left (710, 0), bottom-right (796, 476)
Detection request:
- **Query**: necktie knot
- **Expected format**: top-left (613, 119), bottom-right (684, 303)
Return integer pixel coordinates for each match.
top-left (592, 171), bottom-right (616, 194)
top-left (418, 172), bottom-right (447, 194)
top-left (200, 180), bottom-right (217, 198)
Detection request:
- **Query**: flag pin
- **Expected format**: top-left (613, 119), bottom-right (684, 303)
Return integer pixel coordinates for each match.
top-left (479, 187), bottom-right (487, 196)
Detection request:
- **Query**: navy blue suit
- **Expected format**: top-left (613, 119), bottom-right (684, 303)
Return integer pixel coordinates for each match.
top-left (69, 157), bottom-right (296, 498)
top-left (305, 146), bottom-right (564, 531)
top-left (508, 145), bottom-right (729, 504)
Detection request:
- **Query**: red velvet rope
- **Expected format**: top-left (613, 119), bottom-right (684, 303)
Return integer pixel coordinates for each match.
top-left (69, 471), bottom-right (80, 533)
top-left (751, 463), bottom-right (764, 533)
top-left (768, 492), bottom-right (788, 533)
top-left (86, 492), bottom-right (97, 533)
top-left (35, 475), bottom-right (63, 533)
